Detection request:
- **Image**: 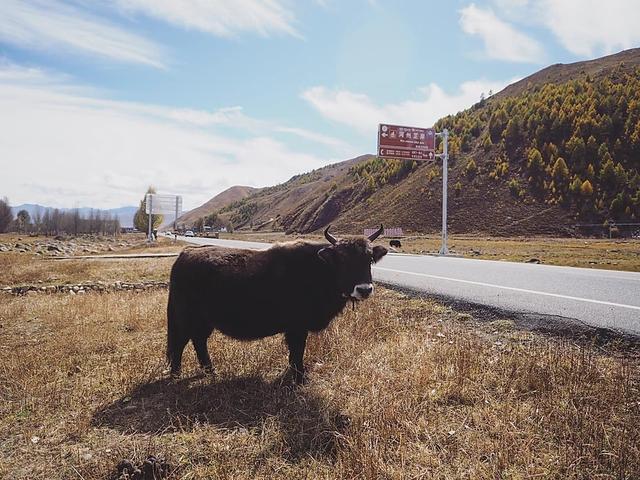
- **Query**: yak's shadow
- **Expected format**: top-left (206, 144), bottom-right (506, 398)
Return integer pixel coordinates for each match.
top-left (92, 372), bottom-right (348, 460)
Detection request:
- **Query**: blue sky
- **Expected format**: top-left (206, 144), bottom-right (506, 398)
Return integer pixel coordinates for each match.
top-left (1, 0), bottom-right (639, 210)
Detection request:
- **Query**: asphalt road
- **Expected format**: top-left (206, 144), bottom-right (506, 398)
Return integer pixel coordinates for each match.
top-left (177, 235), bottom-right (640, 336)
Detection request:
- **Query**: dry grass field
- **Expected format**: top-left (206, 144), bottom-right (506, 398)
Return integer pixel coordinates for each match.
top-left (397, 235), bottom-right (640, 272)
top-left (1, 236), bottom-right (639, 479)
top-left (0, 235), bottom-right (183, 286)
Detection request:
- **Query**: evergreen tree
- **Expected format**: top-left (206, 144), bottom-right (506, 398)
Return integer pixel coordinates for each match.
top-left (488, 108), bottom-right (508, 142)
top-left (552, 157), bottom-right (570, 184)
top-left (580, 180), bottom-right (594, 196)
top-left (465, 159), bottom-right (477, 177)
top-left (569, 175), bottom-right (582, 196)
top-left (599, 156), bottom-right (616, 190)
top-left (527, 148), bottom-right (545, 176)
top-left (133, 186), bottom-right (164, 232)
top-left (0, 198), bottom-right (12, 233)
top-left (16, 210), bottom-right (30, 233)
top-left (503, 117), bottom-right (522, 153)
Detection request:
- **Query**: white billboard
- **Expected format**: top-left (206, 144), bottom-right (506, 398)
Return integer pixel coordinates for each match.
top-left (145, 194), bottom-right (182, 215)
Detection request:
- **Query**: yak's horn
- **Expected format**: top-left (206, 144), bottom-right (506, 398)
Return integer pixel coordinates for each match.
top-left (368, 224), bottom-right (384, 242)
top-left (324, 225), bottom-right (338, 245)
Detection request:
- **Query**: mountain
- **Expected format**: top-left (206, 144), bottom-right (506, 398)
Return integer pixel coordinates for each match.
top-left (175, 185), bottom-right (259, 227)
top-left (10, 204), bottom-right (138, 227)
top-left (210, 48), bottom-right (640, 236)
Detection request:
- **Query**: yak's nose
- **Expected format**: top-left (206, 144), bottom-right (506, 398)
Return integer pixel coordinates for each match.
top-left (356, 284), bottom-right (373, 298)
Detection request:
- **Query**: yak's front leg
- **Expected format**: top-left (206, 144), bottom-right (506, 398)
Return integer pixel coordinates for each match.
top-left (285, 330), bottom-right (308, 384)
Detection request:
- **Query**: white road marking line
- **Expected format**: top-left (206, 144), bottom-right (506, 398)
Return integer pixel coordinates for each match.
top-left (374, 266), bottom-right (640, 311)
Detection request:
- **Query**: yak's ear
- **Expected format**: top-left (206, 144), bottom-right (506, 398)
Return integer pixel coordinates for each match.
top-left (372, 245), bottom-right (388, 263)
top-left (318, 247), bottom-right (336, 264)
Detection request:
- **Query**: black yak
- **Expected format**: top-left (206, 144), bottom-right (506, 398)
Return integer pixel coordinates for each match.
top-left (166, 225), bottom-right (387, 383)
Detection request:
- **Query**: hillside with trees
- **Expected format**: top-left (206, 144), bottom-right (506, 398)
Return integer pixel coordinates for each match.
top-left (435, 52), bottom-right (640, 228)
top-left (183, 48), bottom-right (640, 236)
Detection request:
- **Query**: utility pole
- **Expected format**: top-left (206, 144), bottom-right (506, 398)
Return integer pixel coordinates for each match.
top-left (436, 128), bottom-right (449, 255)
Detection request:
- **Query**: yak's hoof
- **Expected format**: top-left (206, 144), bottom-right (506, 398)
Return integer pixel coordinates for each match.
top-left (165, 368), bottom-right (181, 379)
top-left (201, 364), bottom-right (215, 376)
top-left (292, 370), bottom-right (307, 386)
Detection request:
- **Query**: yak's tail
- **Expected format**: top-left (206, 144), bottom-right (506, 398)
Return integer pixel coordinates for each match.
top-left (166, 287), bottom-right (175, 366)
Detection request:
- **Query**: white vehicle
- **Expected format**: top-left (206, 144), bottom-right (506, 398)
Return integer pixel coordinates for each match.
top-left (184, 230), bottom-right (195, 237)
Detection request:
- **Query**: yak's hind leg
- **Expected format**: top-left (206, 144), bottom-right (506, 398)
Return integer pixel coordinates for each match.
top-left (167, 331), bottom-right (189, 378)
top-left (285, 330), bottom-right (308, 385)
top-left (192, 332), bottom-right (214, 374)
top-left (166, 290), bottom-right (189, 377)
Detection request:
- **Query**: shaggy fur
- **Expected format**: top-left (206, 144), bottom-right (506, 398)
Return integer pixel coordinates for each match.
top-left (167, 236), bottom-right (387, 383)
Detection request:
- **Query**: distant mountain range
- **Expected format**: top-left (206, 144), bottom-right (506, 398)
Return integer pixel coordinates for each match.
top-left (10, 204), bottom-right (138, 227)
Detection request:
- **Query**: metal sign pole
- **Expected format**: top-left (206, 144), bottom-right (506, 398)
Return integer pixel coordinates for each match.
top-left (437, 129), bottom-right (449, 255)
top-left (147, 194), bottom-right (153, 242)
top-left (376, 123), bottom-right (448, 255)
top-left (174, 196), bottom-right (178, 233)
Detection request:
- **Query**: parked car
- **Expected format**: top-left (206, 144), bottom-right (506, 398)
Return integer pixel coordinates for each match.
top-left (185, 230), bottom-right (195, 237)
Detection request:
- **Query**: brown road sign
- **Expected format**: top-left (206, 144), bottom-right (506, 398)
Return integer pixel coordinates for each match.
top-left (377, 123), bottom-right (436, 160)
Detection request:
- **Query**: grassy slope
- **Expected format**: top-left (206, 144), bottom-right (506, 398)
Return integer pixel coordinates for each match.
top-left (175, 185), bottom-right (259, 228)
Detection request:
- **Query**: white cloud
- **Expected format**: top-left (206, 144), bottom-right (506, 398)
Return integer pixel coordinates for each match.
top-left (538, 0), bottom-right (640, 57)
top-left (301, 78), bottom-right (514, 134)
top-left (0, 64), bottom-right (351, 210)
top-left (491, 0), bottom-right (640, 58)
top-left (0, 0), bottom-right (165, 68)
top-left (274, 126), bottom-right (350, 150)
top-left (459, 3), bottom-right (544, 63)
top-left (113, 0), bottom-right (300, 38)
